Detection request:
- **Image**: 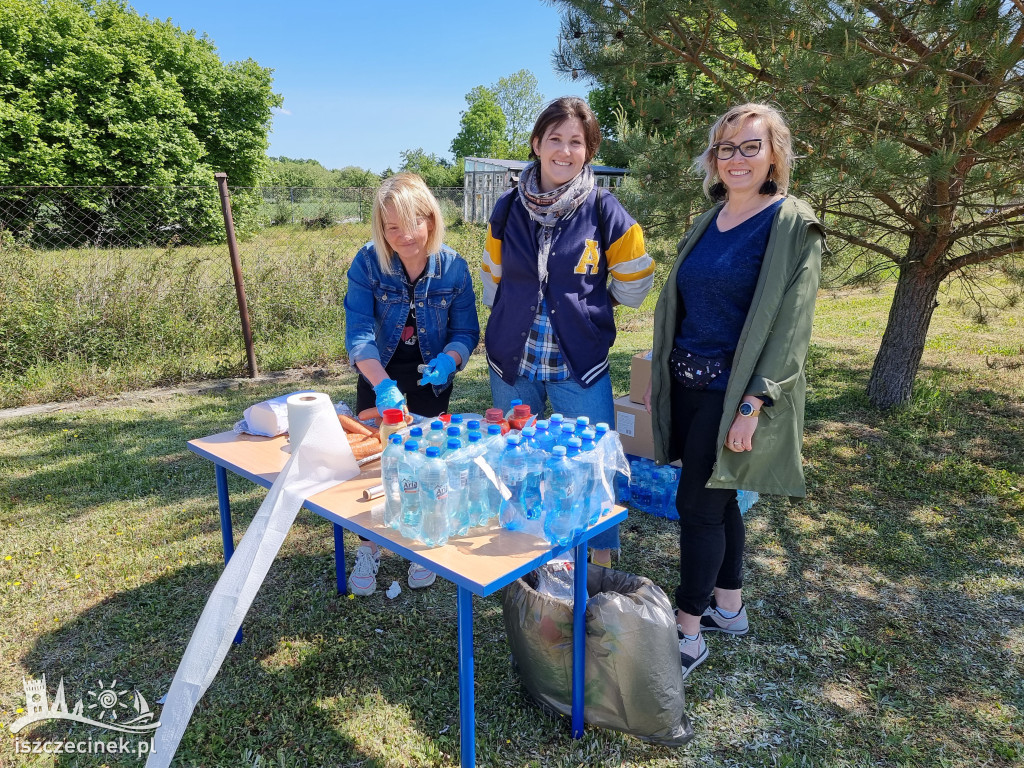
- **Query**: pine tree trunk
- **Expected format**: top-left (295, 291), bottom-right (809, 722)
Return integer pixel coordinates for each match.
top-left (867, 261), bottom-right (945, 409)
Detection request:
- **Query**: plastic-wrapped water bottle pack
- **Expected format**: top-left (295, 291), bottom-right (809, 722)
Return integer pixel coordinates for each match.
top-left (379, 409), bottom-right (631, 548)
top-left (617, 456), bottom-right (759, 519)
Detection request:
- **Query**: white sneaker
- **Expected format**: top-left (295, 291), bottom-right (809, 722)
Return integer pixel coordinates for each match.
top-left (407, 562), bottom-right (436, 589)
top-left (349, 546), bottom-right (380, 596)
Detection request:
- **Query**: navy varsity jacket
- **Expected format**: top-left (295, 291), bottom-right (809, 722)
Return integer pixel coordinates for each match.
top-left (481, 186), bottom-right (653, 387)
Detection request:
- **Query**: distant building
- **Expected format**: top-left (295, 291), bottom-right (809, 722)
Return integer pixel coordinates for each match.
top-left (462, 157), bottom-right (628, 223)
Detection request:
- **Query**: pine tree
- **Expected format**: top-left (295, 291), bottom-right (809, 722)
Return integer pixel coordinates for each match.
top-left (550, 0), bottom-right (1024, 407)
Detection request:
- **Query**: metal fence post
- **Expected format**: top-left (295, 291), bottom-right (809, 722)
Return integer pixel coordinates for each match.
top-left (214, 172), bottom-right (259, 378)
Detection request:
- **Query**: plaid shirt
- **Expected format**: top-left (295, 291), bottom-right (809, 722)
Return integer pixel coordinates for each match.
top-left (517, 297), bottom-right (570, 381)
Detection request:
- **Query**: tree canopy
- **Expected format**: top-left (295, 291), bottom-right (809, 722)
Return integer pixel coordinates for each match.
top-left (552, 0), bottom-right (1024, 407)
top-left (494, 69), bottom-right (546, 159)
top-left (0, 0), bottom-right (281, 243)
top-left (451, 86), bottom-right (508, 159)
top-left (398, 149), bottom-right (463, 188)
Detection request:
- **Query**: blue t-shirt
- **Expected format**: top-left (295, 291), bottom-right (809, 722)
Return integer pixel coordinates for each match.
top-left (674, 200), bottom-right (782, 390)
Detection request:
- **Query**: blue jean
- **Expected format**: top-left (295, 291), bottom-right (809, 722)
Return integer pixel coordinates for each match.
top-left (489, 369), bottom-right (619, 551)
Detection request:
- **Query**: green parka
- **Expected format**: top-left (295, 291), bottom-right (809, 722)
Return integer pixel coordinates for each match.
top-left (651, 196), bottom-right (825, 499)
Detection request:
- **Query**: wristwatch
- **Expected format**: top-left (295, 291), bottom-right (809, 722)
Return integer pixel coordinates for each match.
top-left (738, 402), bottom-right (761, 417)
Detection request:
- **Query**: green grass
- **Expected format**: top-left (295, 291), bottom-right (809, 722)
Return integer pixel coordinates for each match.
top-left (1, 275), bottom-right (1023, 766)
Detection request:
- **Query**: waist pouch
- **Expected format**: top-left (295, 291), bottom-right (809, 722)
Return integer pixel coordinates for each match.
top-left (669, 346), bottom-right (725, 389)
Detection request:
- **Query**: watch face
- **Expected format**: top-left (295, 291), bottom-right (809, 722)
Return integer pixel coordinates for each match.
top-left (739, 402), bottom-right (754, 416)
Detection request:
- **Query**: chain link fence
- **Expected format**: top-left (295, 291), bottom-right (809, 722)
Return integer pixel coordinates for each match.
top-left (0, 183), bottom-right (483, 407)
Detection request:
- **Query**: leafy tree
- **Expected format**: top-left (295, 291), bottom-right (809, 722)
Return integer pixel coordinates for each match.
top-left (399, 148), bottom-right (464, 187)
top-left (266, 157), bottom-right (336, 187)
top-left (334, 166), bottom-right (380, 188)
top-left (451, 86), bottom-right (508, 159)
top-left (493, 69), bottom-right (545, 159)
top-left (0, 0), bottom-right (281, 244)
top-left (551, 0), bottom-right (1024, 408)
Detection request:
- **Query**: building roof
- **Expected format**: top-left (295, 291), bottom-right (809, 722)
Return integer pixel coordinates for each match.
top-left (465, 157), bottom-right (628, 176)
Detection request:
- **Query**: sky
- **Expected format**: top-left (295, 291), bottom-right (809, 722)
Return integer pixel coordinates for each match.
top-left (127, 0), bottom-right (587, 174)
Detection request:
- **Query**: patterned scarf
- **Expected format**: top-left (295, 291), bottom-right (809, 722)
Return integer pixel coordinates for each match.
top-left (517, 162), bottom-right (595, 283)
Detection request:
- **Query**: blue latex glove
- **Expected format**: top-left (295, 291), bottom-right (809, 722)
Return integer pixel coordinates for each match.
top-left (372, 378), bottom-right (406, 416)
top-left (418, 354), bottom-right (457, 386)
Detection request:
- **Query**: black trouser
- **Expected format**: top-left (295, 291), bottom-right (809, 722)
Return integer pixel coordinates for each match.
top-left (671, 382), bottom-right (744, 616)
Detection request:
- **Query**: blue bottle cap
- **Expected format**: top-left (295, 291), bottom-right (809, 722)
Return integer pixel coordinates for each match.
top-left (425, 446), bottom-right (441, 457)
top-left (430, 420), bottom-right (444, 430)
top-left (389, 434), bottom-right (403, 444)
top-left (447, 426), bottom-right (461, 436)
top-left (467, 419), bottom-right (481, 431)
top-left (405, 440), bottom-right (420, 451)
top-left (446, 439), bottom-right (461, 450)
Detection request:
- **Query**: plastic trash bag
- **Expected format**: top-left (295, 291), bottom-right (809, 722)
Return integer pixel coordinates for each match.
top-left (503, 564), bottom-right (693, 747)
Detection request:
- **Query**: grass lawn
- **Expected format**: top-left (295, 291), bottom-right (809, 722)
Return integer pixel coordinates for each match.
top-left (0, 281), bottom-right (1022, 767)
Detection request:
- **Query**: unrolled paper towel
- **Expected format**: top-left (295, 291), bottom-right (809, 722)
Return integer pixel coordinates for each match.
top-left (146, 392), bottom-right (359, 768)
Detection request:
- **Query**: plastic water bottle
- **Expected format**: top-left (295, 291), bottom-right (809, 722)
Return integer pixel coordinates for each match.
top-left (614, 470), bottom-right (631, 504)
top-left (542, 445), bottom-right (578, 547)
top-left (498, 434), bottom-right (528, 531)
top-left (381, 433), bottom-right (405, 529)
top-left (448, 414), bottom-right (467, 441)
top-left (521, 431), bottom-right (544, 521)
top-left (463, 432), bottom-right (489, 527)
top-left (444, 438), bottom-right (471, 536)
top-left (407, 425), bottom-right (424, 449)
top-left (577, 429), bottom-right (605, 525)
top-left (424, 420), bottom-right (447, 453)
top-left (573, 416), bottom-right (590, 438)
top-left (398, 441), bottom-right (425, 540)
top-left (480, 423), bottom-right (506, 524)
top-left (556, 423), bottom-right (576, 448)
top-left (549, 413), bottom-right (564, 436)
top-left (630, 459), bottom-right (650, 512)
top-left (593, 422), bottom-right (610, 442)
top-left (419, 446), bottom-right (450, 547)
top-left (532, 419), bottom-right (555, 453)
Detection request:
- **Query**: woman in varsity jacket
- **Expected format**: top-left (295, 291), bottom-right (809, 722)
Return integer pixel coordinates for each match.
top-left (480, 96), bottom-right (654, 567)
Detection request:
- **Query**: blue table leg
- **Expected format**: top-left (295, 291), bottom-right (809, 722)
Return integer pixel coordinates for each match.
top-left (334, 523), bottom-right (347, 595)
top-left (571, 541), bottom-right (587, 738)
top-left (215, 464), bottom-right (243, 645)
top-left (457, 586), bottom-right (475, 767)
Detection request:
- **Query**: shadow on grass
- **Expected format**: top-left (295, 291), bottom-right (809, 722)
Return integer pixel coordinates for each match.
top-left (17, 536), bottom-right (535, 768)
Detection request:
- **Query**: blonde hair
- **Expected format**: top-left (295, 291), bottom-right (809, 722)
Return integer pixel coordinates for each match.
top-left (695, 103), bottom-right (794, 200)
top-left (371, 173), bottom-right (445, 274)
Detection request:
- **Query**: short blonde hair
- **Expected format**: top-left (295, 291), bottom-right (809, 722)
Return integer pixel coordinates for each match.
top-left (371, 173), bottom-right (445, 274)
top-left (695, 103), bottom-right (794, 200)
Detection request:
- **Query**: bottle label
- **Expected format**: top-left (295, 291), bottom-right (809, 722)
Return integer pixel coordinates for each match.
top-left (402, 479), bottom-right (419, 494)
top-left (432, 483), bottom-right (449, 501)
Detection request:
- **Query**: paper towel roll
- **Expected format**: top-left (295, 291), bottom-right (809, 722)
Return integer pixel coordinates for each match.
top-left (286, 391), bottom-right (332, 443)
top-left (147, 391), bottom-right (359, 768)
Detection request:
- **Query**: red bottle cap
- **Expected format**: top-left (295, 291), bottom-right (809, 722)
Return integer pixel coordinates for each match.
top-left (382, 408), bottom-right (404, 425)
top-left (513, 404), bottom-right (532, 419)
top-left (485, 407), bottom-right (505, 423)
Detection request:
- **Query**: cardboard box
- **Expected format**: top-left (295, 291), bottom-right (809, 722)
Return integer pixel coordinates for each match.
top-left (628, 350), bottom-right (652, 404)
top-left (614, 395), bottom-right (655, 460)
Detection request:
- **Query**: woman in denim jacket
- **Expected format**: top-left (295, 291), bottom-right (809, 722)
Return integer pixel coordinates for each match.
top-left (343, 172), bottom-right (479, 595)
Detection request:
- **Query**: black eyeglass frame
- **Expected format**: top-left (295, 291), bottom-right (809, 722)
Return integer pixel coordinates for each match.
top-left (711, 139), bottom-right (764, 160)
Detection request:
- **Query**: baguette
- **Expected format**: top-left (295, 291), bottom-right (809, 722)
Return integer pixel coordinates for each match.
top-left (347, 433), bottom-right (382, 461)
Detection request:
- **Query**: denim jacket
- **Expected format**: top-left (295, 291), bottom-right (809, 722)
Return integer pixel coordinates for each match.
top-left (344, 242), bottom-right (480, 384)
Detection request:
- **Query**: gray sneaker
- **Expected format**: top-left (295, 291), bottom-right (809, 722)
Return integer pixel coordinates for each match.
top-left (678, 629), bottom-right (709, 680)
top-left (349, 545), bottom-right (380, 596)
top-left (700, 601), bottom-right (749, 635)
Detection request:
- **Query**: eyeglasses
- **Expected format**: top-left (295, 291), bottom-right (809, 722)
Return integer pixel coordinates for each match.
top-left (711, 139), bottom-right (763, 160)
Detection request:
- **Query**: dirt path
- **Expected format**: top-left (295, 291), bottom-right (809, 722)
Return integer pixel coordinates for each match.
top-left (0, 368), bottom-right (337, 421)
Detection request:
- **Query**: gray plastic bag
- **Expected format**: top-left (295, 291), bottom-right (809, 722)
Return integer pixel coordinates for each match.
top-left (503, 564), bottom-right (693, 747)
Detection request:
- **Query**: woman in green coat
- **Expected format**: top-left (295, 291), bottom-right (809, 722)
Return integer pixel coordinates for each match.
top-left (643, 103), bottom-right (824, 678)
